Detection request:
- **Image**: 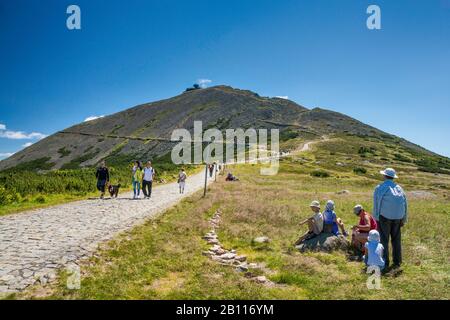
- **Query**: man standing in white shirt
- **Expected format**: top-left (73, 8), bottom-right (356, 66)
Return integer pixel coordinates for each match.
top-left (143, 161), bottom-right (156, 199)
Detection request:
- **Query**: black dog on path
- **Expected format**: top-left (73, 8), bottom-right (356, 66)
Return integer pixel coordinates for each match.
top-left (108, 184), bottom-right (121, 198)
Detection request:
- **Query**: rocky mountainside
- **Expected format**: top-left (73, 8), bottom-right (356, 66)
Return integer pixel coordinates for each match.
top-left (0, 85), bottom-right (437, 171)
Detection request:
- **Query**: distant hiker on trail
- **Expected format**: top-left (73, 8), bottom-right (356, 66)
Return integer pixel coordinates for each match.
top-left (351, 204), bottom-right (377, 254)
top-left (178, 168), bottom-right (187, 194)
top-left (364, 230), bottom-right (386, 272)
top-left (132, 161), bottom-right (143, 199)
top-left (95, 161), bottom-right (109, 199)
top-left (322, 200), bottom-right (348, 236)
top-left (143, 161), bottom-right (155, 199)
top-left (373, 168), bottom-right (407, 271)
top-left (209, 164), bottom-right (215, 178)
top-left (294, 200), bottom-right (324, 246)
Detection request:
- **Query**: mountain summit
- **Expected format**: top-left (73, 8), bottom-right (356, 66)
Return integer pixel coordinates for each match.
top-left (0, 85), bottom-right (436, 171)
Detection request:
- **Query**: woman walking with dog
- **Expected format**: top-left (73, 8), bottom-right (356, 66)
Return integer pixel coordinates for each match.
top-left (95, 161), bottom-right (110, 199)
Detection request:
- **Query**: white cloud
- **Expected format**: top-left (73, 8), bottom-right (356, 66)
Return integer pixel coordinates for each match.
top-left (23, 142), bottom-right (34, 148)
top-left (275, 96), bottom-right (289, 100)
top-left (0, 130), bottom-right (47, 140)
top-left (197, 79), bottom-right (212, 88)
top-left (0, 124), bottom-right (47, 140)
top-left (0, 152), bottom-right (14, 159)
top-left (84, 115), bottom-right (105, 122)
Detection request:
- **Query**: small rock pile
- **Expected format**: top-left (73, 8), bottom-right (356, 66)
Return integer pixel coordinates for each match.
top-left (202, 210), bottom-right (274, 286)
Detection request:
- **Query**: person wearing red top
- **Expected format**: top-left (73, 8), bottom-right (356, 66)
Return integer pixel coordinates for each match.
top-left (351, 204), bottom-right (377, 253)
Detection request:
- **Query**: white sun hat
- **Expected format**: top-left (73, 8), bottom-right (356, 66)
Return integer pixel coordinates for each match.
top-left (353, 204), bottom-right (364, 215)
top-left (310, 200), bottom-right (321, 209)
top-left (380, 167), bottom-right (398, 179)
top-left (368, 230), bottom-right (381, 242)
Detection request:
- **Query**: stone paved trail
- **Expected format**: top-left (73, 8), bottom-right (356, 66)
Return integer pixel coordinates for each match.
top-left (0, 170), bottom-right (214, 294)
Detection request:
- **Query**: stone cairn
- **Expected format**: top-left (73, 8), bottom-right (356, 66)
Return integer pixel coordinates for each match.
top-left (202, 210), bottom-right (274, 286)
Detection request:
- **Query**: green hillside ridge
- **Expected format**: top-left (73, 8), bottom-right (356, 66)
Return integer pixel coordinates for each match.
top-left (1, 85), bottom-right (445, 173)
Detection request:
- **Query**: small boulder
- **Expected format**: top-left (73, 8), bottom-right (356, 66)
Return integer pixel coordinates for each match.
top-left (202, 251), bottom-right (213, 257)
top-left (296, 233), bottom-right (349, 253)
top-left (254, 276), bottom-right (268, 284)
top-left (336, 190), bottom-right (350, 195)
top-left (221, 253), bottom-right (236, 260)
top-left (236, 264), bottom-right (249, 272)
top-left (207, 239), bottom-right (220, 245)
top-left (253, 236), bottom-right (270, 244)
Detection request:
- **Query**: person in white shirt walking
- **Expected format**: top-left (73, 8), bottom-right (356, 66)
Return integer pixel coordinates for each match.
top-left (142, 161), bottom-right (156, 199)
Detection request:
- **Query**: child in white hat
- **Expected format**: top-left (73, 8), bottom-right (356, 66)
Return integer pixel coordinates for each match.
top-left (364, 230), bottom-right (386, 271)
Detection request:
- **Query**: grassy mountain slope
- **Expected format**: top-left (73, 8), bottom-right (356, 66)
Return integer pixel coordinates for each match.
top-left (20, 136), bottom-right (449, 300)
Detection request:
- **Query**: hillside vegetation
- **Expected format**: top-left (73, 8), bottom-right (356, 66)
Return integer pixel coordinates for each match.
top-left (20, 136), bottom-right (449, 300)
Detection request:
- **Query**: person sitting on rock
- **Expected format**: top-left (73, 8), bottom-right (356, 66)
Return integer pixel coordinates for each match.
top-left (323, 200), bottom-right (348, 236)
top-left (225, 172), bottom-right (239, 181)
top-left (351, 204), bottom-right (378, 254)
top-left (294, 200), bottom-right (324, 245)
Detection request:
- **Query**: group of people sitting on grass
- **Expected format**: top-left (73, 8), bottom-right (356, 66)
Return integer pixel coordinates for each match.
top-left (294, 167), bottom-right (408, 274)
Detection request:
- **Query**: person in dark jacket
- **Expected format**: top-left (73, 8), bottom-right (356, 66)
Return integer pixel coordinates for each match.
top-left (95, 161), bottom-right (110, 199)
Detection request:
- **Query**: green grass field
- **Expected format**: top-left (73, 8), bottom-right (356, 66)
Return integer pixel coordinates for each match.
top-left (18, 137), bottom-right (449, 300)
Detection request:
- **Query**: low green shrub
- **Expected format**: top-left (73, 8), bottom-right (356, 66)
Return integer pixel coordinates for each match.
top-left (310, 170), bottom-right (330, 178)
top-left (353, 167), bottom-right (367, 175)
top-left (35, 195), bottom-right (47, 203)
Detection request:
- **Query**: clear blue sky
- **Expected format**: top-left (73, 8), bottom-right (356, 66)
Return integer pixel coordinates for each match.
top-left (1, 0), bottom-right (449, 158)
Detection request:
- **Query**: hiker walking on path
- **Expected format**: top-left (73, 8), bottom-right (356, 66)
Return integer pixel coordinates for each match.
top-left (373, 168), bottom-right (407, 271)
top-left (209, 164), bottom-right (215, 178)
top-left (294, 200), bottom-right (324, 245)
top-left (351, 204), bottom-right (377, 253)
top-left (95, 161), bottom-right (110, 199)
top-left (142, 161), bottom-right (155, 199)
top-left (178, 168), bottom-right (187, 194)
top-left (132, 161), bottom-right (143, 199)
top-left (323, 200), bottom-right (348, 236)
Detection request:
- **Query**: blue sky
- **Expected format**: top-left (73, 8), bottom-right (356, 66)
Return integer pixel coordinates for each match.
top-left (0, 0), bottom-right (449, 158)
